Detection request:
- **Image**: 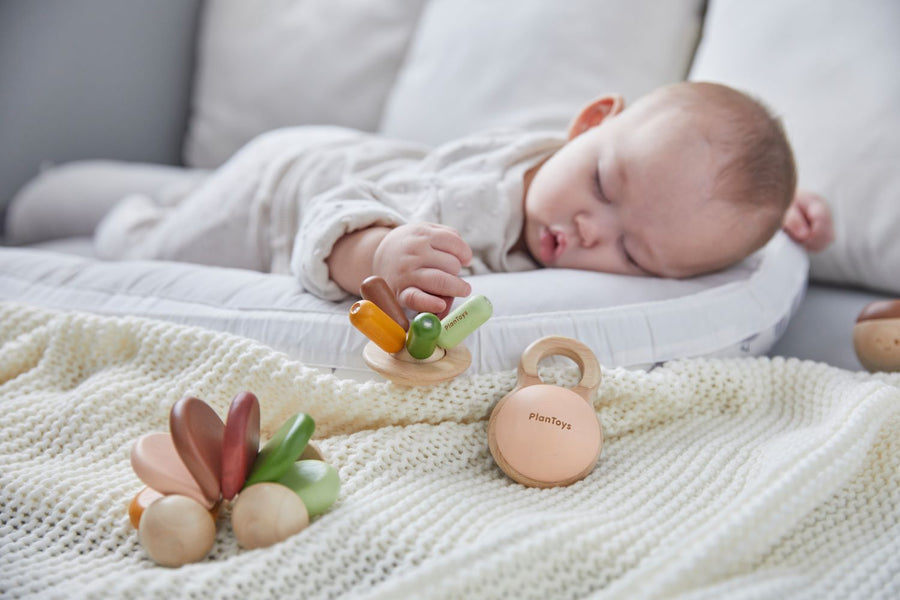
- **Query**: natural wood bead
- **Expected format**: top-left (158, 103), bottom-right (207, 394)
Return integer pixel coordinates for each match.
top-left (138, 495), bottom-right (217, 567)
top-left (231, 483), bottom-right (309, 550)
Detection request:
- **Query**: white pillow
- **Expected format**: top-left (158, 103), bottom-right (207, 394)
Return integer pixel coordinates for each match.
top-left (379, 0), bottom-right (705, 145)
top-left (689, 0), bottom-right (900, 295)
top-left (0, 233), bottom-right (807, 377)
top-left (5, 161), bottom-right (206, 245)
top-left (183, 0), bottom-right (426, 168)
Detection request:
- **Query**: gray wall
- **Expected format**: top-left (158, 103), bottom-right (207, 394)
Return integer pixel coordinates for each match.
top-left (0, 0), bottom-right (201, 233)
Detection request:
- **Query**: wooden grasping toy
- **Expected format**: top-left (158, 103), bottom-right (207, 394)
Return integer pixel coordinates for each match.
top-left (488, 335), bottom-right (603, 488)
top-left (129, 392), bottom-right (340, 567)
top-left (350, 276), bottom-right (492, 385)
top-left (854, 299), bottom-right (900, 372)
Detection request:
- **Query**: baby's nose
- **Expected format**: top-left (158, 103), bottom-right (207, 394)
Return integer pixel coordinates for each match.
top-left (574, 214), bottom-right (607, 248)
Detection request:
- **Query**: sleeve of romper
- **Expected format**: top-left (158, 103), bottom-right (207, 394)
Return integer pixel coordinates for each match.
top-left (291, 181), bottom-right (408, 301)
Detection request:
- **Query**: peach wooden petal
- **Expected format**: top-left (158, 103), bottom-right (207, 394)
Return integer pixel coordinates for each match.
top-left (130, 433), bottom-right (214, 508)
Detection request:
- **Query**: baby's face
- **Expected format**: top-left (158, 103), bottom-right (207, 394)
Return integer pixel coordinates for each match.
top-left (523, 95), bottom-right (756, 278)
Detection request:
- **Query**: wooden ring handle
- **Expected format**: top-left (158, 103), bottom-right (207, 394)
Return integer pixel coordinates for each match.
top-left (517, 336), bottom-right (601, 402)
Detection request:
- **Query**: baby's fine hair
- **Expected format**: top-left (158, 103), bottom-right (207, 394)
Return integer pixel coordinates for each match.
top-left (670, 82), bottom-right (797, 252)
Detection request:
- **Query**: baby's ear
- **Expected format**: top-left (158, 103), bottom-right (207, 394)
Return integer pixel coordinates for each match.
top-left (567, 95), bottom-right (625, 139)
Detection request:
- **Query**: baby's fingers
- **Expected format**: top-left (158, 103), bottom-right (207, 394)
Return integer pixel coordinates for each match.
top-left (416, 267), bottom-right (471, 300)
top-left (398, 269), bottom-right (471, 313)
top-left (790, 191), bottom-right (834, 252)
top-left (429, 226), bottom-right (473, 267)
top-left (398, 287), bottom-right (448, 315)
top-left (783, 207), bottom-right (811, 242)
top-left (805, 212), bottom-right (835, 252)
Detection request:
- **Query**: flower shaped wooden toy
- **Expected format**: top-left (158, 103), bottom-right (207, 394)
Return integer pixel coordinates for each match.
top-left (129, 392), bottom-right (340, 567)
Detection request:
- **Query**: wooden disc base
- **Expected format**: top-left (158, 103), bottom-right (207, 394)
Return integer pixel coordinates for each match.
top-left (363, 342), bottom-right (471, 386)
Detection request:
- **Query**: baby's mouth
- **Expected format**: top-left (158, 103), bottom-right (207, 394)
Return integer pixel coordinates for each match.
top-left (539, 226), bottom-right (567, 264)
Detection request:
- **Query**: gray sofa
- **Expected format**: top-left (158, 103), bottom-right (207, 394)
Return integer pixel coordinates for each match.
top-left (0, 0), bottom-right (200, 216)
top-left (1, 0), bottom-right (896, 373)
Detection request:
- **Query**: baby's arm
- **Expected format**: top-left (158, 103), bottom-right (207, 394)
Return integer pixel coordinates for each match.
top-left (782, 190), bottom-right (834, 252)
top-left (327, 223), bottom-right (473, 317)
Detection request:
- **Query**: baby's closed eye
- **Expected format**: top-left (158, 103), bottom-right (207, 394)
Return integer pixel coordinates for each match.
top-left (593, 169), bottom-right (608, 203)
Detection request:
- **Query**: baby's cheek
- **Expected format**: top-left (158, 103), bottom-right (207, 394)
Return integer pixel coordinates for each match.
top-left (522, 225), bottom-right (544, 266)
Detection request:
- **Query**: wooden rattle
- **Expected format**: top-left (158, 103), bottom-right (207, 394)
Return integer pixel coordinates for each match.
top-left (350, 276), bottom-right (491, 386)
top-left (854, 300), bottom-right (900, 372)
top-left (488, 336), bottom-right (603, 488)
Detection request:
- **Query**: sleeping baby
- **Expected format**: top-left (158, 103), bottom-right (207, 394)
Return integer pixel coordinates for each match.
top-left (95, 81), bottom-right (833, 317)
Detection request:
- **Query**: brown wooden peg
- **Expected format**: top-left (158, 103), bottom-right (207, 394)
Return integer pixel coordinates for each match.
top-left (360, 276), bottom-right (409, 330)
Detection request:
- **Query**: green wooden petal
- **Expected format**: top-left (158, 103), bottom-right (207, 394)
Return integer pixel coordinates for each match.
top-left (244, 413), bottom-right (315, 487)
top-left (277, 460), bottom-right (340, 517)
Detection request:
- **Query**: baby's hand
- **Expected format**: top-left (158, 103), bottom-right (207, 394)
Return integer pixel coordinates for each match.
top-left (372, 223), bottom-right (473, 317)
top-left (782, 190), bottom-right (834, 252)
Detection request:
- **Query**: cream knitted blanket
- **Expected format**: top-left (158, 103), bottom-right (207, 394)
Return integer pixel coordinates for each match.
top-left (2, 301), bottom-right (900, 599)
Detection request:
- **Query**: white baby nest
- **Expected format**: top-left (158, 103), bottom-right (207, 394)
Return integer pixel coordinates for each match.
top-left (0, 231), bottom-right (806, 379)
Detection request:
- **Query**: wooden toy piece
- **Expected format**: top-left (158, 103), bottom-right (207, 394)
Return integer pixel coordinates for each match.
top-left (300, 441), bottom-right (325, 462)
top-left (488, 335), bottom-right (603, 488)
top-left (362, 342), bottom-right (471, 386)
top-left (276, 460), bottom-right (341, 517)
top-left (853, 299), bottom-right (900, 372)
top-left (139, 494), bottom-right (217, 567)
top-left (360, 275), bottom-right (409, 330)
top-left (128, 486), bottom-right (164, 529)
top-left (437, 294), bottom-right (493, 349)
top-left (130, 432), bottom-right (217, 508)
top-left (128, 486), bottom-right (220, 530)
top-left (170, 396), bottom-right (225, 504)
top-left (349, 300), bottom-right (407, 354)
top-left (221, 391), bottom-right (261, 500)
top-left (245, 413), bottom-right (315, 487)
top-left (231, 483), bottom-right (309, 550)
top-left (406, 312), bottom-right (442, 359)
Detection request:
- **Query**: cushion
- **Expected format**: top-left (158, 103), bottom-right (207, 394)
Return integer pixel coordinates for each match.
top-left (689, 0), bottom-right (900, 295)
top-left (0, 233), bottom-right (807, 378)
top-left (5, 160), bottom-right (205, 245)
top-left (378, 0), bottom-right (705, 145)
top-left (183, 0), bottom-right (426, 168)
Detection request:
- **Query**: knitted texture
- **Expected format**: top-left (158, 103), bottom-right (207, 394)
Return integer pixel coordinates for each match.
top-left (2, 301), bottom-right (900, 599)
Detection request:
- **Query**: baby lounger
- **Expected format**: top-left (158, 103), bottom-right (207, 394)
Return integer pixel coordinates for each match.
top-left (0, 231), bottom-right (806, 379)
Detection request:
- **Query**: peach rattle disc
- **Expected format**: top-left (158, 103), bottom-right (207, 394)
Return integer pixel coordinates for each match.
top-left (488, 335), bottom-right (603, 488)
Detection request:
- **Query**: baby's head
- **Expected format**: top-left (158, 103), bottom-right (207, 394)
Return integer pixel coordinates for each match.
top-left (522, 81), bottom-right (796, 277)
